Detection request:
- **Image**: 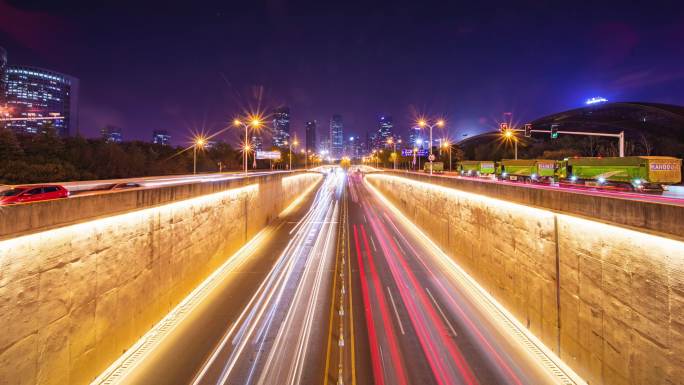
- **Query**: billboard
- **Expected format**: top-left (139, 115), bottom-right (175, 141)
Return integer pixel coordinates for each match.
top-left (256, 150), bottom-right (281, 160)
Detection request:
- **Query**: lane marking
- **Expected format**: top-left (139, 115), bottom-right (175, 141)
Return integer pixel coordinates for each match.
top-left (369, 236), bottom-right (377, 252)
top-left (392, 236), bottom-right (406, 255)
top-left (386, 286), bottom-right (405, 335)
top-left (425, 287), bottom-right (458, 337)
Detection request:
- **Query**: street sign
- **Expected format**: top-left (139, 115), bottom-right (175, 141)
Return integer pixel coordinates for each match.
top-left (428, 154), bottom-right (436, 161)
top-left (256, 150), bottom-right (281, 160)
top-left (402, 148), bottom-right (427, 157)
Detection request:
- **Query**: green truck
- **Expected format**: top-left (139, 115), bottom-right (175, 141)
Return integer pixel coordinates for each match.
top-left (556, 156), bottom-right (682, 191)
top-left (423, 161), bottom-right (444, 173)
top-left (498, 159), bottom-right (556, 182)
top-left (457, 160), bottom-right (496, 176)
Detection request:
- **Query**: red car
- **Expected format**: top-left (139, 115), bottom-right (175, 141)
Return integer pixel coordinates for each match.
top-left (0, 185), bottom-right (69, 205)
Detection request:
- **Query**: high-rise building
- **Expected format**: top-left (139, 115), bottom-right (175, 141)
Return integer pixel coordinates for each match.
top-left (305, 120), bottom-right (317, 153)
top-left (2, 60), bottom-right (78, 136)
top-left (272, 107), bottom-right (290, 147)
top-left (251, 135), bottom-right (263, 152)
top-left (319, 137), bottom-right (331, 157)
top-left (347, 135), bottom-right (362, 159)
top-left (101, 125), bottom-right (123, 143)
top-left (409, 126), bottom-right (424, 149)
top-left (373, 115), bottom-right (393, 150)
top-left (0, 47), bottom-right (7, 115)
top-left (152, 129), bottom-right (171, 145)
top-left (330, 114), bottom-right (344, 159)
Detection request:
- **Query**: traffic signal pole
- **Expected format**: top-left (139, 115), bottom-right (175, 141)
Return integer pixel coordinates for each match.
top-left (512, 126), bottom-right (626, 157)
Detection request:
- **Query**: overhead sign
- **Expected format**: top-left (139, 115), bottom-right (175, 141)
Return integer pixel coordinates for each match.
top-left (256, 150), bottom-right (281, 160)
top-left (401, 149), bottom-right (428, 157)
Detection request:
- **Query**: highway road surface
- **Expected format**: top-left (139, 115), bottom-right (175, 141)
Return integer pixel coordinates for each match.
top-left (93, 169), bottom-right (585, 385)
top-left (345, 171), bottom-right (583, 385)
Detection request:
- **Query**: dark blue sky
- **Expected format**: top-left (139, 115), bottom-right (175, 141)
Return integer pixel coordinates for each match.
top-left (2, 0), bottom-right (683, 145)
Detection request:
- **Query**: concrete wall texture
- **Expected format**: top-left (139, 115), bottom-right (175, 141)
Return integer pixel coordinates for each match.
top-left (0, 172), bottom-right (322, 385)
top-left (366, 173), bottom-right (684, 385)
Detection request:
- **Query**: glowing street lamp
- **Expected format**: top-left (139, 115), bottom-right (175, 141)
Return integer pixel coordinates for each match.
top-left (417, 118), bottom-right (445, 175)
top-left (502, 129), bottom-right (518, 159)
top-left (387, 137), bottom-right (402, 170)
top-left (233, 116), bottom-right (262, 174)
top-left (441, 139), bottom-right (452, 171)
top-left (284, 139), bottom-right (298, 170)
top-left (193, 136), bottom-right (207, 174)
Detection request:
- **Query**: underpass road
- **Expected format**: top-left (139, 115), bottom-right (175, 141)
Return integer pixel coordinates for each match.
top-left (347, 171), bottom-right (582, 385)
top-left (191, 171), bottom-right (343, 385)
top-left (96, 169), bottom-right (584, 385)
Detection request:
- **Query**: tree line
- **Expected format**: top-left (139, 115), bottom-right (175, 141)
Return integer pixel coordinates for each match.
top-left (0, 127), bottom-right (251, 184)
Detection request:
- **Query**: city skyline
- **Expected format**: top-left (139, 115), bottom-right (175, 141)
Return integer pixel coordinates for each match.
top-left (2, 2), bottom-right (683, 146)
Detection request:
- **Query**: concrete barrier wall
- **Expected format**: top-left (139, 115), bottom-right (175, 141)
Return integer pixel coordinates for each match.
top-left (0, 172), bottom-right (322, 385)
top-left (366, 173), bottom-right (684, 385)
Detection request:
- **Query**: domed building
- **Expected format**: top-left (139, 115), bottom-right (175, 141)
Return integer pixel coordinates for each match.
top-left (529, 102), bottom-right (684, 139)
top-left (458, 102), bottom-right (684, 160)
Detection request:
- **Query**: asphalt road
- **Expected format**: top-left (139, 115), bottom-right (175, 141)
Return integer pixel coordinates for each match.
top-left (95, 172), bottom-right (334, 385)
top-left (346, 171), bottom-right (582, 385)
top-left (95, 169), bottom-right (585, 385)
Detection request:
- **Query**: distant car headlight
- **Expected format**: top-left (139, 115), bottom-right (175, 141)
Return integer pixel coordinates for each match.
top-left (501, 172), bottom-right (508, 177)
top-left (570, 175), bottom-right (578, 182)
top-left (598, 177), bottom-right (606, 183)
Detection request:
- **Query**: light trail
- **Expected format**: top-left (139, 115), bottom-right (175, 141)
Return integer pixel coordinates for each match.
top-left (363, 175), bottom-right (587, 385)
top-left (191, 172), bottom-right (343, 385)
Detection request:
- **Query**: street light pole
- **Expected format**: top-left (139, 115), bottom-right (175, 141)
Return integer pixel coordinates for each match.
top-left (244, 124), bottom-right (248, 174)
top-left (417, 119), bottom-right (445, 175)
top-left (234, 117), bottom-right (262, 175)
top-left (192, 137), bottom-right (206, 175)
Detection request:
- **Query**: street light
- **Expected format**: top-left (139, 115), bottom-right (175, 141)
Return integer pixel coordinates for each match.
top-left (441, 140), bottom-right (452, 172)
top-left (193, 136), bottom-right (207, 174)
top-left (233, 116), bottom-right (262, 175)
top-left (284, 139), bottom-right (298, 170)
top-left (502, 129), bottom-right (518, 160)
top-left (387, 137), bottom-right (402, 170)
top-left (417, 118), bottom-right (445, 175)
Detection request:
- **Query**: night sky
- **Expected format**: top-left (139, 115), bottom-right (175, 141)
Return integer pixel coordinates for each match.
top-left (2, 0), bottom-right (684, 146)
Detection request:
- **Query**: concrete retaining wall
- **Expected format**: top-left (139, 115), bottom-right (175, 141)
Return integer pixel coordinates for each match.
top-left (366, 173), bottom-right (684, 385)
top-left (0, 172), bottom-right (322, 385)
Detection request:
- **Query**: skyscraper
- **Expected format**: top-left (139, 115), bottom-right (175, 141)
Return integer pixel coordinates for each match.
top-left (305, 120), bottom-right (317, 153)
top-left (152, 129), bottom-right (171, 145)
top-left (2, 62), bottom-right (79, 136)
top-left (0, 47), bottom-right (6, 114)
top-left (272, 107), bottom-right (290, 147)
top-left (374, 115), bottom-right (393, 149)
top-left (330, 114), bottom-right (344, 159)
top-left (101, 125), bottom-right (123, 143)
top-left (409, 126), bottom-right (422, 148)
top-left (251, 135), bottom-right (263, 152)
top-left (348, 135), bottom-right (362, 159)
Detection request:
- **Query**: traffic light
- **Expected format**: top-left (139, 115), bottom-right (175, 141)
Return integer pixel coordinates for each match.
top-left (524, 124), bottom-right (532, 137)
top-left (550, 125), bottom-right (559, 139)
top-left (499, 122), bottom-right (508, 133)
